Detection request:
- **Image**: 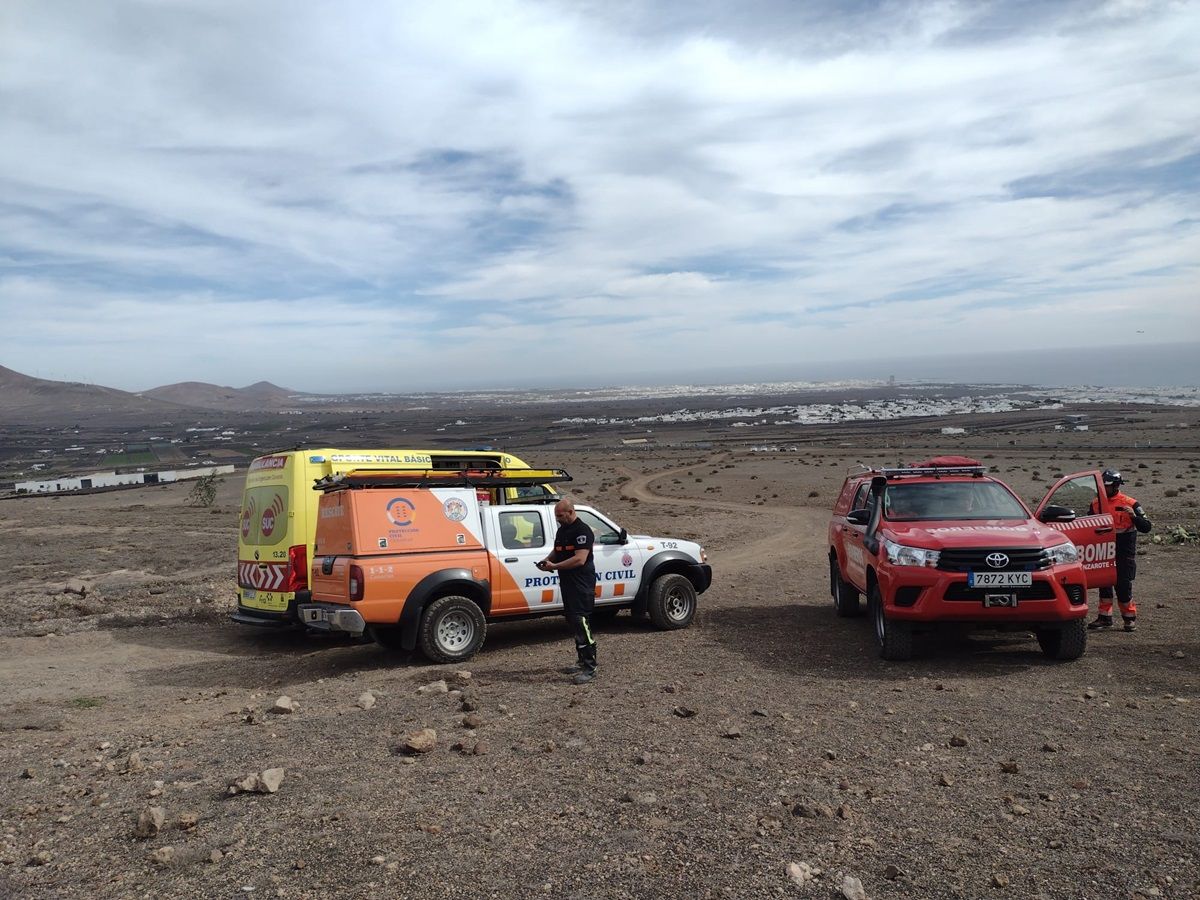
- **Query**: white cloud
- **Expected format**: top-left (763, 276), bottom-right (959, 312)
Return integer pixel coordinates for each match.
top-left (0, 0), bottom-right (1197, 391)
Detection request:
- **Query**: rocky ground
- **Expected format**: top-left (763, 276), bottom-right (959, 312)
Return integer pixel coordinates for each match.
top-left (0, 432), bottom-right (1197, 899)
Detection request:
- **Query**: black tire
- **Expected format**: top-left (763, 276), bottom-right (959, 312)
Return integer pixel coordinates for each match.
top-left (416, 595), bottom-right (487, 663)
top-left (830, 557), bottom-right (861, 617)
top-left (1036, 619), bottom-right (1087, 661)
top-left (870, 583), bottom-right (913, 661)
top-left (647, 573), bottom-right (698, 630)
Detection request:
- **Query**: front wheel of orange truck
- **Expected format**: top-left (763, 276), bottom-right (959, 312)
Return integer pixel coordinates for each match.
top-left (418, 595), bottom-right (488, 663)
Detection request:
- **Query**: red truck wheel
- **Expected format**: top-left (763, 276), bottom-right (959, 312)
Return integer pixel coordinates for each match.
top-left (830, 557), bottom-right (861, 617)
top-left (870, 584), bottom-right (913, 661)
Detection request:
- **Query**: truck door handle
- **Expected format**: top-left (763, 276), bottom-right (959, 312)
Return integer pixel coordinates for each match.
top-left (1094, 527), bottom-right (1113, 535)
top-left (504, 557), bottom-right (518, 563)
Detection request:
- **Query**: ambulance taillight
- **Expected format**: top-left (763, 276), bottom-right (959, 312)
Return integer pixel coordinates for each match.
top-left (348, 565), bottom-right (364, 602)
top-left (285, 544), bottom-right (308, 592)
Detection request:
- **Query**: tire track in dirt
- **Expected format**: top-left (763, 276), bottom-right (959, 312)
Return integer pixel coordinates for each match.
top-left (616, 459), bottom-right (827, 575)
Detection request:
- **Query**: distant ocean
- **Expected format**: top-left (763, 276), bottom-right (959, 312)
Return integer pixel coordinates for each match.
top-left (618, 341), bottom-right (1200, 390)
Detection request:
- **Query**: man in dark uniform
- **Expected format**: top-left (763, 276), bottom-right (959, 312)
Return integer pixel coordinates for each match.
top-left (1088, 469), bottom-right (1152, 632)
top-left (537, 497), bottom-right (598, 684)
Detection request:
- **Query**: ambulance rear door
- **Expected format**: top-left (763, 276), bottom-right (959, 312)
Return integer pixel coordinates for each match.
top-left (1035, 470), bottom-right (1117, 589)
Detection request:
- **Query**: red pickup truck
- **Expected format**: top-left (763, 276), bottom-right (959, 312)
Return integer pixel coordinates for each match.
top-left (828, 457), bottom-right (1119, 661)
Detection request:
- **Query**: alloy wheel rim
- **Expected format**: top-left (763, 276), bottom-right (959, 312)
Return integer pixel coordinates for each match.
top-left (665, 588), bottom-right (692, 622)
top-left (437, 611), bottom-right (474, 651)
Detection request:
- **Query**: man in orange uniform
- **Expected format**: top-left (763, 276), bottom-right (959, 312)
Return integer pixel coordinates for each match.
top-left (1088, 469), bottom-right (1152, 632)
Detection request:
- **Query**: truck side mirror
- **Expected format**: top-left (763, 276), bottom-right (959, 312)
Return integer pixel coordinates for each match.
top-left (618, 527), bottom-right (628, 544)
top-left (1039, 504), bottom-right (1076, 523)
top-left (846, 509), bottom-right (871, 526)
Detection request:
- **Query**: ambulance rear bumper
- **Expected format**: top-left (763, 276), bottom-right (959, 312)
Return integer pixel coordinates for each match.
top-left (297, 603), bottom-right (367, 636)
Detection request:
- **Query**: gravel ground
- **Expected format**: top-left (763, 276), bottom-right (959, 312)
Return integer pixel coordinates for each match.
top-left (0, 439), bottom-right (1197, 899)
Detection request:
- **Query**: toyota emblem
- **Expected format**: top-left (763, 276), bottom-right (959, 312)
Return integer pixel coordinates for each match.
top-left (986, 552), bottom-right (1009, 569)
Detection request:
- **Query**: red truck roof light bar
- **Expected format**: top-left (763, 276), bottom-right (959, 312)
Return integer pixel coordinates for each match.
top-left (878, 465), bottom-right (988, 479)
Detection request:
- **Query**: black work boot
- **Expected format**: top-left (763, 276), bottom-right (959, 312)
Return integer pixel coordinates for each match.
top-left (571, 669), bottom-right (596, 685)
top-left (1123, 618), bottom-right (1137, 633)
top-left (1087, 615), bottom-right (1114, 630)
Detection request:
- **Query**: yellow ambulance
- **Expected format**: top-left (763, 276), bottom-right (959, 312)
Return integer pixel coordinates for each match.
top-left (234, 448), bottom-right (549, 626)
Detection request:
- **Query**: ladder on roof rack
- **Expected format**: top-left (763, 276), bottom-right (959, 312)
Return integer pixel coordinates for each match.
top-left (878, 465), bottom-right (987, 478)
top-left (314, 467), bottom-right (572, 491)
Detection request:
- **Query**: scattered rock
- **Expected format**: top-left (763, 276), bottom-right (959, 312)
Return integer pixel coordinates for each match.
top-left (636, 751), bottom-right (653, 765)
top-left (1010, 803), bottom-right (1031, 816)
top-left (400, 728), bottom-right (438, 755)
top-left (792, 803), bottom-right (820, 818)
top-left (1041, 743), bottom-right (1060, 753)
top-left (462, 713), bottom-right (484, 729)
top-left (620, 791), bottom-right (657, 805)
top-left (1126, 700), bottom-right (1140, 709)
top-left (542, 740), bottom-right (556, 753)
top-left (417, 680), bottom-right (449, 695)
top-left (786, 861), bottom-right (814, 885)
top-left (1048, 839), bottom-right (1063, 849)
top-left (63, 579), bottom-right (88, 597)
top-left (884, 864), bottom-right (905, 880)
top-left (663, 683), bottom-right (681, 694)
top-left (451, 671), bottom-right (473, 684)
top-left (1083, 687), bottom-right (1097, 700)
top-left (20, 767), bottom-right (35, 779)
top-left (125, 752), bottom-right (146, 773)
top-left (672, 705), bottom-right (697, 718)
top-left (150, 846), bottom-right (174, 866)
top-left (135, 806), bottom-right (166, 839)
top-left (936, 773), bottom-right (954, 787)
top-left (472, 741), bottom-right (490, 756)
top-left (836, 804), bottom-right (852, 820)
top-left (949, 734), bottom-right (968, 747)
top-left (752, 708), bottom-right (769, 717)
top-left (178, 812), bottom-right (199, 831)
top-left (722, 726), bottom-right (743, 739)
top-left (1172, 651), bottom-right (1185, 659)
top-left (992, 873), bottom-right (1010, 887)
top-left (461, 696), bottom-right (480, 712)
top-left (27, 850), bottom-right (53, 866)
top-left (841, 874), bottom-right (867, 900)
top-left (1000, 761), bottom-right (1020, 774)
top-left (229, 768), bottom-right (285, 795)
top-left (823, 749), bottom-right (837, 760)
top-left (209, 849), bottom-right (224, 864)
top-left (356, 692), bottom-right (376, 710)
top-left (271, 696), bottom-right (298, 714)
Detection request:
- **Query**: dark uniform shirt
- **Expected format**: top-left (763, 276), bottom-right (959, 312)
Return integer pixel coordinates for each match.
top-left (551, 517), bottom-right (596, 603)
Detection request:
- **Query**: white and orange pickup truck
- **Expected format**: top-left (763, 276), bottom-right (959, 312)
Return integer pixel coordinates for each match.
top-left (302, 468), bottom-right (713, 662)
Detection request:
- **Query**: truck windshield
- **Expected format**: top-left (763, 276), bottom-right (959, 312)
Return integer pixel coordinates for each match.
top-left (883, 481), bottom-right (1027, 521)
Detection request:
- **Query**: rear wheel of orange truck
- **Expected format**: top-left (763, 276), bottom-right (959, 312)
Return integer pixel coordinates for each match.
top-left (418, 595), bottom-right (487, 663)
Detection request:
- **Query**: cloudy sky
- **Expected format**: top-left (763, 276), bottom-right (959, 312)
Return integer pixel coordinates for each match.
top-left (2, 0), bottom-right (1198, 392)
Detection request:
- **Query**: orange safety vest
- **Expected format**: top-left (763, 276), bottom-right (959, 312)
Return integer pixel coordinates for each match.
top-left (1091, 491), bottom-right (1140, 533)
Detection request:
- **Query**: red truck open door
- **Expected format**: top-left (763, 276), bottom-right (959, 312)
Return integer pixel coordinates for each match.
top-left (1035, 470), bottom-right (1117, 590)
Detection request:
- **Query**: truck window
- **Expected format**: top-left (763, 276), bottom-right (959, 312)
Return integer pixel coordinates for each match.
top-left (883, 482), bottom-right (1027, 521)
top-left (1045, 474), bottom-right (1100, 515)
top-left (851, 482), bottom-right (870, 511)
top-left (576, 510), bottom-right (622, 545)
top-left (499, 511), bottom-right (545, 549)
